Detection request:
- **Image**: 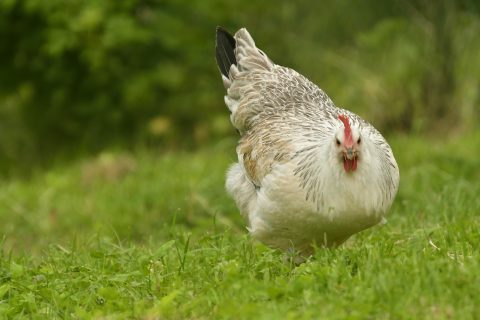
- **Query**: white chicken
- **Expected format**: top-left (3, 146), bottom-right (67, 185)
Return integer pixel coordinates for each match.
top-left (215, 27), bottom-right (400, 256)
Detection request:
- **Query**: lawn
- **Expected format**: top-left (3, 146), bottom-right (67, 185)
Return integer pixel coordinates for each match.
top-left (0, 133), bottom-right (479, 319)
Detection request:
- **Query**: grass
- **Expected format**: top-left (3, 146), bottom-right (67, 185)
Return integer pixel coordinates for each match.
top-left (0, 132), bottom-right (479, 319)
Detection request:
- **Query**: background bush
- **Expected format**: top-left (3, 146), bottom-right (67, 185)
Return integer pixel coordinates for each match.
top-left (0, 0), bottom-right (479, 174)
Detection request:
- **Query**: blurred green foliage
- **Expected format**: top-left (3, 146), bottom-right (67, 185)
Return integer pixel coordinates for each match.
top-left (0, 0), bottom-right (479, 174)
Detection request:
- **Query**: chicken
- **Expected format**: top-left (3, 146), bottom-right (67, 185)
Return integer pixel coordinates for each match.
top-left (215, 27), bottom-right (400, 256)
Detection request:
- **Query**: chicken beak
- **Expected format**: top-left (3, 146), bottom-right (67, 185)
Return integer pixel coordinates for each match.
top-left (345, 148), bottom-right (355, 160)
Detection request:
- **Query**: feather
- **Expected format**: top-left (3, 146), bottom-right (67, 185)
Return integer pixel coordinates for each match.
top-left (215, 26), bottom-right (237, 77)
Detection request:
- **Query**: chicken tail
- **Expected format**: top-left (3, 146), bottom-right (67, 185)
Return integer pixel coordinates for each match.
top-left (215, 27), bottom-right (274, 133)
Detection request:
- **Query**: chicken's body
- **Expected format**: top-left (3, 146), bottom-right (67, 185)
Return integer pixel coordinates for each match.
top-left (216, 27), bottom-right (399, 255)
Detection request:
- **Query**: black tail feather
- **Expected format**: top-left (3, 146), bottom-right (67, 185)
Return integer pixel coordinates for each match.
top-left (215, 26), bottom-right (236, 77)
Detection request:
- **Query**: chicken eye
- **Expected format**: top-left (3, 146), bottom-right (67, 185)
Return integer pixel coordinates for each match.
top-left (357, 137), bottom-right (361, 144)
top-left (335, 138), bottom-right (341, 146)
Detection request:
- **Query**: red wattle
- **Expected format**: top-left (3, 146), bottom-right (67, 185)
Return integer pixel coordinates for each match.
top-left (343, 158), bottom-right (358, 172)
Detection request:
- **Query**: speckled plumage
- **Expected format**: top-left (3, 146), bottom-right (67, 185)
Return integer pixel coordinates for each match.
top-left (216, 27), bottom-right (399, 255)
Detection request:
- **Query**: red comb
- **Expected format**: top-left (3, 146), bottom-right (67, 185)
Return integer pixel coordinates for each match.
top-left (338, 114), bottom-right (353, 146)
